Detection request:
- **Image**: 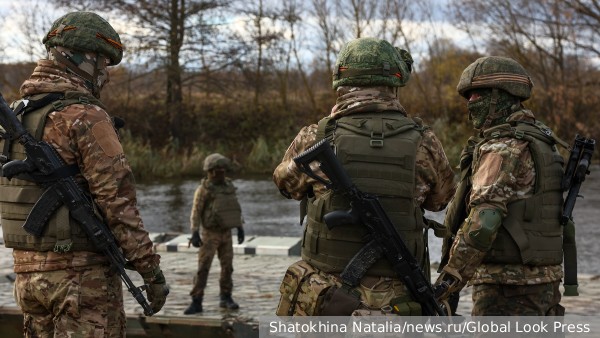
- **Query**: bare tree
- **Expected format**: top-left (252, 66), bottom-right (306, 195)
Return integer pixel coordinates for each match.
top-left (448, 0), bottom-right (597, 136)
top-left (10, 1), bottom-right (54, 62)
top-left (341, 0), bottom-right (379, 38)
top-left (54, 0), bottom-right (227, 143)
top-left (310, 0), bottom-right (344, 86)
top-left (234, 0), bottom-right (283, 109)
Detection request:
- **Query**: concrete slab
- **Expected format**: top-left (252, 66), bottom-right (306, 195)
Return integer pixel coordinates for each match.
top-left (155, 234), bottom-right (301, 256)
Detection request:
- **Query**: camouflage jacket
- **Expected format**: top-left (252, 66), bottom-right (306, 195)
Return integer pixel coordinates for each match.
top-left (12, 59), bottom-right (160, 274)
top-left (273, 86), bottom-right (456, 212)
top-left (444, 110), bottom-right (563, 286)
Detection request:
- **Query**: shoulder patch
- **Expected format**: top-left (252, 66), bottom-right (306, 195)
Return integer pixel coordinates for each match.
top-left (92, 120), bottom-right (123, 157)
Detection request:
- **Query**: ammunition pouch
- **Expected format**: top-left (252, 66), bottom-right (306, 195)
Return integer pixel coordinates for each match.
top-left (276, 260), bottom-right (338, 316)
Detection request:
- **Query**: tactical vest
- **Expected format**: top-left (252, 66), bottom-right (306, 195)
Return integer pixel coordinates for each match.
top-left (0, 92), bottom-right (105, 252)
top-left (201, 178), bottom-right (242, 230)
top-left (474, 120), bottom-right (565, 265)
top-left (302, 112), bottom-right (426, 276)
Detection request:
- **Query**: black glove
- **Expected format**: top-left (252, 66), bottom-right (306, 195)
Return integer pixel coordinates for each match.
top-left (141, 266), bottom-right (169, 314)
top-left (237, 227), bottom-right (245, 244)
top-left (190, 230), bottom-right (202, 248)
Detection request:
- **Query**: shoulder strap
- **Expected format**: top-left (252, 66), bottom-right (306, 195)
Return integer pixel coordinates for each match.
top-left (316, 116), bottom-right (335, 142)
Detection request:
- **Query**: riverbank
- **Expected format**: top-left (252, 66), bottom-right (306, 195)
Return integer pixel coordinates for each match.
top-left (1, 234), bottom-right (600, 337)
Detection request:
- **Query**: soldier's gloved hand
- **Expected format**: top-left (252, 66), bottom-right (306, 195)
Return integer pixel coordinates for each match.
top-left (141, 266), bottom-right (169, 314)
top-left (433, 267), bottom-right (462, 303)
top-left (190, 230), bottom-right (202, 248)
top-left (237, 227), bottom-right (245, 244)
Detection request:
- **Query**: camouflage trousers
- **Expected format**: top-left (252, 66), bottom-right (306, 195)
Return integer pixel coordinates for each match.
top-left (190, 228), bottom-right (234, 298)
top-left (14, 264), bottom-right (125, 338)
top-left (471, 281), bottom-right (564, 316)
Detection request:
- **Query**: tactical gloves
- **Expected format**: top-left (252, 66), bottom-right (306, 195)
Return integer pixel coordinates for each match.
top-left (190, 230), bottom-right (202, 247)
top-left (141, 266), bottom-right (169, 314)
top-left (237, 227), bottom-right (245, 244)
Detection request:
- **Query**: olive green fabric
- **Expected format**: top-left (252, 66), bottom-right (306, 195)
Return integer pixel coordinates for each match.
top-left (467, 88), bottom-right (520, 129)
top-left (457, 56), bottom-right (533, 100)
top-left (333, 37), bottom-right (412, 89)
top-left (43, 11), bottom-right (123, 65)
top-left (478, 122), bottom-right (565, 265)
top-left (200, 178), bottom-right (242, 230)
top-left (301, 112), bottom-right (426, 276)
top-left (466, 208), bottom-right (502, 251)
top-left (203, 153), bottom-right (231, 171)
top-left (0, 94), bottom-right (103, 252)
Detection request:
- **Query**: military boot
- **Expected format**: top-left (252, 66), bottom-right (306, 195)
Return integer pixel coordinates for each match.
top-left (183, 297), bottom-right (203, 315)
top-left (219, 293), bottom-right (239, 310)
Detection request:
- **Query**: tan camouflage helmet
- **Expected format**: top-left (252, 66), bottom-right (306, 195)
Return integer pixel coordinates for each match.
top-left (43, 11), bottom-right (123, 65)
top-left (333, 37), bottom-right (412, 89)
top-left (457, 56), bottom-right (533, 100)
top-left (203, 153), bottom-right (231, 171)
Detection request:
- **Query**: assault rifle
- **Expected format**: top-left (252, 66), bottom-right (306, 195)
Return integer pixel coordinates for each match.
top-left (0, 93), bottom-right (155, 316)
top-left (561, 134), bottom-right (595, 225)
top-left (294, 139), bottom-right (446, 316)
top-left (560, 134), bottom-right (595, 297)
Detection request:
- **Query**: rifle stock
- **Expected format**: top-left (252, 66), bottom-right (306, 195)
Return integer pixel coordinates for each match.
top-left (294, 139), bottom-right (446, 316)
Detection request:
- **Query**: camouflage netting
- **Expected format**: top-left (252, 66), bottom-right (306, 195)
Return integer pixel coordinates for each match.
top-left (203, 153), bottom-right (231, 171)
top-left (43, 11), bottom-right (123, 65)
top-left (333, 37), bottom-right (412, 89)
top-left (457, 56), bottom-right (533, 100)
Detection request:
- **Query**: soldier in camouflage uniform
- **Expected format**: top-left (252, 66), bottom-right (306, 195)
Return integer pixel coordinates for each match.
top-left (0, 12), bottom-right (168, 337)
top-left (273, 37), bottom-right (456, 316)
top-left (433, 56), bottom-right (566, 316)
top-left (184, 153), bottom-right (245, 314)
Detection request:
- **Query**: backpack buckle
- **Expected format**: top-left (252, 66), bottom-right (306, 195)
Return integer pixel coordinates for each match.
top-left (370, 132), bottom-right (384, 148)
top-left (52, 100), bottom-right (64, 111)
top-left (515, 130), bottom-right (525, 139)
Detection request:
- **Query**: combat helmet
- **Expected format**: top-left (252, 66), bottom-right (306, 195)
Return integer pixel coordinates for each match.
top-left (457, 56), bottom-right (533, 100)
top-left (203, 153), bottom-right (231, 172)
top-left (333, 37), bottom-right (413, 89)
top-left (43, 11), bottom-right (123, 65)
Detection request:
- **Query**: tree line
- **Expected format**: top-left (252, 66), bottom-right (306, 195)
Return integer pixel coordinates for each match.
top-left (0, 0), bottom-right (598, 178)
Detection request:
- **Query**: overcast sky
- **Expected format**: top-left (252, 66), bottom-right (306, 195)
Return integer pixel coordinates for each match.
top-left (0, 0), bottom-right (474, 66)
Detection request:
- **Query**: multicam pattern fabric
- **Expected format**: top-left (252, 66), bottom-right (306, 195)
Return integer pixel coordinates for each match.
top-left (14, 264), bottom-right (125, 338)
top-left (440, 110), bottom-right (563, 288)
top-left (471, 281), bottom-right (564, 316)
top-left (190, 227), bottom-right (234, 298)
top-left (274, 86), bottom-right (456, 212)
top-left (12, 59), bottom-right (160, 274)
top-left (277, 260), bottom-right (416, 316)
top-left (49, 46), bottom-right (111, 96)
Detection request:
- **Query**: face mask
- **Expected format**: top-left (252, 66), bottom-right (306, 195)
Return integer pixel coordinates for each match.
top-left (467, 94), bottom-right (491, 129)
top-left (467, 89), bottom-right (519, 129)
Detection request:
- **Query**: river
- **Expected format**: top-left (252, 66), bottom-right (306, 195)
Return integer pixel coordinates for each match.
top-left (136, 165), bottom-right (600, 274)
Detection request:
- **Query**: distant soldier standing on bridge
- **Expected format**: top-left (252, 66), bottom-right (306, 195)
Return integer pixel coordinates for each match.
top-left (184, 153), bottom-right (245, 314)
top-left (273, 37), bottom-right (456, 316)
top-left (0, 12), bottom-right (168, 337)
top-left (434, 56), bottom-right (568, 316)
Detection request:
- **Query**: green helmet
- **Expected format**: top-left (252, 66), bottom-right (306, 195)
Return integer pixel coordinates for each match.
top-left (457, 56), bottom-right (533, 100)
top-left (203, 153), bottom-right (231, 171)
top-left (43, 11), bottom-right (123, 65)
top-left (332, 37), bottom-right (412, 90)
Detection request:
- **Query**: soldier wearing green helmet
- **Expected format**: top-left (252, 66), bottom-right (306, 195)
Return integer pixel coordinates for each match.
top-left (184, 153), bottom-right (245, 314)
top-left (433, 56), bottom-right (567, 316)
top-left (273, 37), bottom-right (456, 316)
top-left (0, 12), bottom-right (168, 337)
